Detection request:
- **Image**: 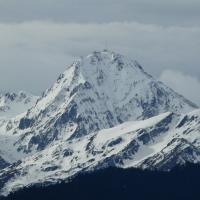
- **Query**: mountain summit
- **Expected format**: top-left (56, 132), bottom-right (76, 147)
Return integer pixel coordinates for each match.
top-left (16, 50), bottom-right (197, 152)
top-left (0, 50), bottom-right (199, 196)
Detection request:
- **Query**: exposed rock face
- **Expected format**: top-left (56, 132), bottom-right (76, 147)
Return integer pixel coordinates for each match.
top-left (14, 50), bottom-right (197, 152)
top-left (0, 157), bottom-right (9, 170)
top-left (0, 50), bottom-right (199, 197)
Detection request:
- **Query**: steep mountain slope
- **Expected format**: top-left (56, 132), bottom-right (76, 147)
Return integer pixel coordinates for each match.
top-left (0, 92), bottom-right (38, 172)
top-left (138, 109), bottom-right (200, 170)
top-left (0, 109), bottom-right (200, 196)
top-left (15, 50), bottom-right (197, 153)
top-left (0, 50), bottom-right (199, 196)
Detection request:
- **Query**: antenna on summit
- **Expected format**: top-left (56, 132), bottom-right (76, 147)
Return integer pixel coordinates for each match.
top-left (103, 41), bottom-right (109, 51)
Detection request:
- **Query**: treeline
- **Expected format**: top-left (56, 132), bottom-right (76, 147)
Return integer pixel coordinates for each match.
top-left (2, 164), bottom-right (200, 200)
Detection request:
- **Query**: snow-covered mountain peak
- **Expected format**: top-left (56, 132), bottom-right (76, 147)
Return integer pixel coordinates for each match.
top-left (0, 51), bottom-right (199, 197)
top-left (86, 50), bottom-right (124, 62)
top-left (24, 50), bottom-right (149, 119)
top-left (13, 50), bottom-right (198, 153)
top-left (54, 50), bottom-right (148, 89)
top-left (80, 50), bottom-right (147, 79)
top-left (32, 50), bottom-right (197, 116)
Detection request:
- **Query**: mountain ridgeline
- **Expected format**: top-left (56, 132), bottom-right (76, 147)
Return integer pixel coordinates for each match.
top-left (0, 50), bottom-right (199, 197)
top-left (17, 50), bottom-right (197, 151)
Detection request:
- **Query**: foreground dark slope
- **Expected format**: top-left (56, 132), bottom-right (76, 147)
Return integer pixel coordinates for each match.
top-left (3, 164), bottom-right (200, 200)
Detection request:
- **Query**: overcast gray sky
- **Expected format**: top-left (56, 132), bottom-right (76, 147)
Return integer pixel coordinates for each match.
top-left (0, 0), bottom-right (200, 105)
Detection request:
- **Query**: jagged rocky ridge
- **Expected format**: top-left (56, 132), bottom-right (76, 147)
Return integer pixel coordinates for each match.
top-left (16, 50), bottom-right (197, 152)
top-left (0, 91), bottom-right (38, 118)
top-left (0, 50), bottom-right (199, 196)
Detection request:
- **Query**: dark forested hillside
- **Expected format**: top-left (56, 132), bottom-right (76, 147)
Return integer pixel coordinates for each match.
top-left (2, 164), bottom-right (200, 200)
